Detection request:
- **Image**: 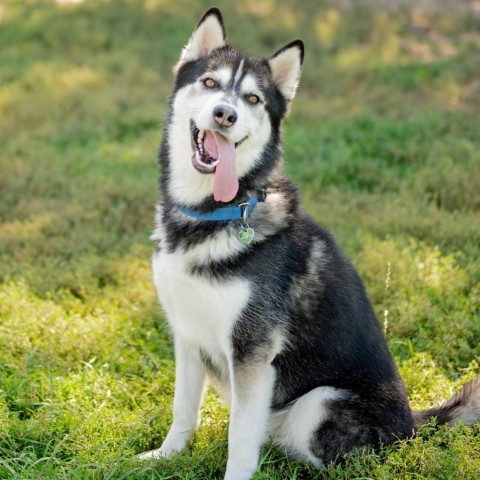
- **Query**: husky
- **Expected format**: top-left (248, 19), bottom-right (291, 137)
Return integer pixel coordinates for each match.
top-left (139, 7), bottom-right (480, 480)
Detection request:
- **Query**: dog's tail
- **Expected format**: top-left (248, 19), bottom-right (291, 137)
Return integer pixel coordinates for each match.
top-left (413, 376), bottom-right (480, 428)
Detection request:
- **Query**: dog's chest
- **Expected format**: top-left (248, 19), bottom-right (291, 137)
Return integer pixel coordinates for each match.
top-left (152, 247), bottom-right (251, 359)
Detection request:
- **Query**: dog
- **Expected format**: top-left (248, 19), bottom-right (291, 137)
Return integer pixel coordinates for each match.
top-left (139, 7), bottom-right (480, 480)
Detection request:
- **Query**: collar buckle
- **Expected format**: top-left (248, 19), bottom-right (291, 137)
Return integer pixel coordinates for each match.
top-left (239, 202), bottom-right (250, 230)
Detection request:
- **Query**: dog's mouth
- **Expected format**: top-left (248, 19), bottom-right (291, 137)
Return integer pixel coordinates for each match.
top-left (190, 122), bottom-right (247, 202)
top-left (191, 125), bottom-right (218, 174)
top-left (190, 123), bottom-right (247, 173)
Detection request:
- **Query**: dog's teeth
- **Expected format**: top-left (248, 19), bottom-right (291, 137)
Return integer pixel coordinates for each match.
top-left (199, 130), bottom-right (204, 140)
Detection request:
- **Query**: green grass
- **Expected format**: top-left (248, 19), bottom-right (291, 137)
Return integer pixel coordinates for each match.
top-left (1, 0), bottom-right (479, 478)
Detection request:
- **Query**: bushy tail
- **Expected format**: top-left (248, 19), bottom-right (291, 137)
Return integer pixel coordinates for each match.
top-left (413, 376), bottom-right (480, 428)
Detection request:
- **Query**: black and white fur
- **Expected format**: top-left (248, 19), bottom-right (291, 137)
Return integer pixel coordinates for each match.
top-left (139, 8), bottom-right (480, 480)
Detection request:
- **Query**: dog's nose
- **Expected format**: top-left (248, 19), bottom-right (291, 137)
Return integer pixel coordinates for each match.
top-left (213, 105), bottom-right (237, 128)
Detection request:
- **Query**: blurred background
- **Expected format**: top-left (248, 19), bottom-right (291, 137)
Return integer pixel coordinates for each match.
top-left (0, 1), bottom-right (479, 478)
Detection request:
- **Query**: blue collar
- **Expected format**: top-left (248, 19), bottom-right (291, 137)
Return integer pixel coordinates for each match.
top-left (177, 196), bottom-right (259, 222)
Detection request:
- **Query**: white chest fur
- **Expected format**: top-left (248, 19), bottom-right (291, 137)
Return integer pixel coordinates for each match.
top-left (152, 244), bottom-right (251, 367)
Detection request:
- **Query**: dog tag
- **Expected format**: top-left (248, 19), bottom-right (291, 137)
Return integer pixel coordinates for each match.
top-left (239, 227), bottom-right (254, 244)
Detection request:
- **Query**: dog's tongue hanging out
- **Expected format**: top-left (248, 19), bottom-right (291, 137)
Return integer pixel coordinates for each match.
top-left (204, 131), bottom-right (239, 203)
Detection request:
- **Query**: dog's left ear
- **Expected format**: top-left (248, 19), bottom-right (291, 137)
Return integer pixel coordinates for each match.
top-left (174, 8), bottom-right (227, 74)
top-left (268, 40), bottom-right (304, 102)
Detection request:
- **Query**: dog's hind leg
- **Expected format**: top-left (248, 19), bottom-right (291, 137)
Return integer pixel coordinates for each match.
top-left (271, 386), bottom-right (408, 467)
top-left (139, 335), bottom-right (206, 459)
top-left (269, 386), bottom-right (345, 468)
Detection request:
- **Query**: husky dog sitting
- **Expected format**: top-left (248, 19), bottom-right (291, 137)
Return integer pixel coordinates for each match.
top-left (139, 8), bottom-right (480, 480)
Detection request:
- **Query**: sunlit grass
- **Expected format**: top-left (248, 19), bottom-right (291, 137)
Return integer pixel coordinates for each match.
top-left (0, 0), bottom-right (479, 478)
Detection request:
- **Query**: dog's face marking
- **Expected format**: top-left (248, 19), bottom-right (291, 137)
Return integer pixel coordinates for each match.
top-left (165, 8), bottom-right (304, 207)
top-left (231, 58), bottom-right (245, 89)
top-left (186, 60), bottom-right (269, 146)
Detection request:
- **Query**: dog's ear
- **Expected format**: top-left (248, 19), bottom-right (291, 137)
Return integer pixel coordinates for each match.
top-left (174, 8), bottom-right (227, 74)
top-left (268, 40), bottom-right (304, 102)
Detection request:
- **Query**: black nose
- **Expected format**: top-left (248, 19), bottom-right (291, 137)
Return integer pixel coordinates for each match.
top-left (213, 105), bottom-right (237, 128)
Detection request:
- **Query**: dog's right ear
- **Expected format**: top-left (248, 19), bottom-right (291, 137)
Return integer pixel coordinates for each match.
top-left (173, 8), bottom-right (227, 75)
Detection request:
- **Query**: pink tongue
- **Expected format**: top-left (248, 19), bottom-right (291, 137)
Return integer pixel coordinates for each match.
top-left (204, 130), bottom-right (239, 202)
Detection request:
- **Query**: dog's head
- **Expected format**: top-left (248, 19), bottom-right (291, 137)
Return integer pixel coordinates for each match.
top-left (164, 7), bottom-right (303, 206)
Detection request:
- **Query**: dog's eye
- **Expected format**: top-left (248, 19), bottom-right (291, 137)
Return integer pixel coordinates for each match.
top-left (246, 94), bottom-right (260, 105)
top-left (203, 78), bottom-right (218, 88)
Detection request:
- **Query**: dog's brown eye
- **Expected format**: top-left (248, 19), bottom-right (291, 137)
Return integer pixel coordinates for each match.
top-left (246, 94), bottom-right (260, 105)
top-left (204, 78), bottom-right (217, 88)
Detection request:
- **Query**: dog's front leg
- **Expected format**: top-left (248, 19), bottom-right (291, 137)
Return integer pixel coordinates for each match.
top-left (224, 360), bottom-right (275, 480)
top-left (140, 335), bottom-right (206, 459)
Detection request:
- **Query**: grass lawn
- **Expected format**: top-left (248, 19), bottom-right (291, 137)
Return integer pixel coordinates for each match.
top-left (1, 0), bottom-right (479, 478)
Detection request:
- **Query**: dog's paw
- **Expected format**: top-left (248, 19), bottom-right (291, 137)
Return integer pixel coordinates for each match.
top-left (137, 448), bottom-right (165, 461)
top-left (224, 460), bottom-right (257, 480)
top-left (138, 429), bottom-right (192, 461)
top-left (137, 443), bottom-right (181, 461)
